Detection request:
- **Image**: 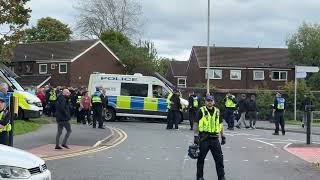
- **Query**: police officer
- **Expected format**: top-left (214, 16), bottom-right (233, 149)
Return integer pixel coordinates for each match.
top-left (0, 97), bottom-right (11, 145)
top-left (46, 87), bottom-right (57, 117)
top-left (272, 92), bottom-right (286, 135)
top-left (223, 92), bottom-right (237, 130)
top-left (76, 88), bottom-right (84, 123)
top-left (166, 88), bottom-right (181, 130)
top-left (188, 90), bottom-right (199, 130)
top-left (194, 95), bottom-right (226, 180)
top-left (91, 87), bottom-right (106, 129)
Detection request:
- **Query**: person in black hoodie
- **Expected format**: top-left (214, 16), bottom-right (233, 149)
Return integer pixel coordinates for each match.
top-left (247, 95), bottom-right (257, 129)
top-left (168, 89), bottom-right (182, 130)
top-left (55, 89), bottom-right (72, 150)
top-left (235, 94), bottom-right (248, 129)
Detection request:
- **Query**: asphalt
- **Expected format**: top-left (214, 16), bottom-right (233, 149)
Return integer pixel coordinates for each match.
top-left (47, 121), bottom-right (320, 180)
top-left (13, 123), bottom-right (112, 150)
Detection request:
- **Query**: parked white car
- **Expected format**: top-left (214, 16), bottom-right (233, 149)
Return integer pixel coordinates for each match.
top-left (0, 145), bottom-right (51, 180)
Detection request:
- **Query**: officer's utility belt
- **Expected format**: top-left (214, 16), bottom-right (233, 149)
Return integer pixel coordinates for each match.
top-left (199, 132), bottom-right (219, 141)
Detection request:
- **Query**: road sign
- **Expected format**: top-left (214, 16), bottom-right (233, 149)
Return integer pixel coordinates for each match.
top-left (296, 72), bottom-right (307, 79)
top-left (296, 66), bottom-right (319, 73)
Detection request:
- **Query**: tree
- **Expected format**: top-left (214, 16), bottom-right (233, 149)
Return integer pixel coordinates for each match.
top-left (23, 17), bottom-right (72, 42)
top-left (287, 23), bottom-right (320, 90)
top-left (0, 0), bottom-right (31, 62)
top-left (101, 30), bottom-right (158, 74)
top-left (75, 0), bottom-right (143, 38)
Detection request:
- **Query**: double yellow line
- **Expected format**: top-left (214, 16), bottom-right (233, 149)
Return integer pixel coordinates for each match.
top-left (44, 128), bottom-right (127, 161)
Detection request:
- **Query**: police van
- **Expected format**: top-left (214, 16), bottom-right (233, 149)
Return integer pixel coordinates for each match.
top-left (88, 73), bottom-right (188, 121)
top-left (0, 64), bottom-right (43, 119)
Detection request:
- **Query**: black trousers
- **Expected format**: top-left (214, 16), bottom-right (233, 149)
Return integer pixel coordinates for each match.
top-left (275, 111), bottom-right (285, 134)
top-left (189, 110), bottom-right (197, 129)
top-left (93, 106), bottom-right (103, 128)
top-left (48, 101), bottom-right (56, 117)
top-left (81, 109), bottom-right (92, 124)
top-left (0, 132), bottom-right (8, 145)
top-left (75, 104), bottom-right (82, 123)
top-left (167, 110), bottom-right (181, 129)
top-left (224, 108), bottom-right (235, 128)
top-left (197, 137), bottom-right (225, 180)
top-left (55, 121), bottom-right (72, 146)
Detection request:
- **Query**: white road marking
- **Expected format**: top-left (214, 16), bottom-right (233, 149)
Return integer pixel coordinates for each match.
top-left (126, 157), bottom-right (131, 160)
top-left (184, 158), bottom-right (189, 161)
top-left (205, 158), bottom-right (208, 161)
top-left (176, 147), bottom-right (181, 149)
top-left (283, 161), bottom-right (289, 163)
top-left (224, 160), bottom-right (229, 162)
top-left (243, 160), bottom-right (249, 162)
top-left (264, 160), bottom-right (269, 162)
top-left (225, 146), bottom-right (231, 149)
top-left (258, 147), bottom-right (263, 149)
top-left (146, 157), bottom-right (151, 160)
top-left (248, 138), bottom-right (275, 147)
top-left (107, 157), bottom-right (113, 159)
top-left (165, 158), bottom-right (169, 160)
top-left (275, 156), bottom-right (279, 158)
top-left (242, 147), bottom-right (247, 149)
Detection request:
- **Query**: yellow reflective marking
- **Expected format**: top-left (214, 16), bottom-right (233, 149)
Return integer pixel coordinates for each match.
top-left (144, 98), bottom-right (158, 111)
top-left (117, 96), bottom-right (131, 109)
top-left (13, 92), bottom-right (30, 110)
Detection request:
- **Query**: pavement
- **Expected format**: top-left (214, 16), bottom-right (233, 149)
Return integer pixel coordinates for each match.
top-left (255, 120), bottom-right (320, 135)
top-left (13, 123), bottom-right (113, 158)
top-left (47, 122), bottom-right (320, 180)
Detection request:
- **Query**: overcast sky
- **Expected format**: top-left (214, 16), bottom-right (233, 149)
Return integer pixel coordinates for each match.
top-left (26, 0), bottom-right (320, 60)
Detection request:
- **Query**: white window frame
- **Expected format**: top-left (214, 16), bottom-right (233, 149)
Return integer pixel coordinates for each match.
top-left (39, 64), bottom-right (47, 74)
top-left (230, 70), bottom-right (241, 80)
top-left (253, 70), bottom-right (265, 80)
top-left (59, 63), bottom-right (67, 74)
top-left (206, 69), bottom-right (223, 79)
top-left (177, 77), bottom-right (187, 88)
top-left (51, 64), bottom-right (55, 69)
top-left (272, 71), bottom-right (288, 81)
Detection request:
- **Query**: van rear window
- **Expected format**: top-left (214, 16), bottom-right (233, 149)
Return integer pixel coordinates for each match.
top-left (121, 83), bottom-right (148, 97)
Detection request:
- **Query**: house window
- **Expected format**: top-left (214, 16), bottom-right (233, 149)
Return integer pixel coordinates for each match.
top-left (253, 70), bottom-right (264, 80)
top-left (59, 63), bottom-right (67, 74)
top-left (177, 78), bottom-right (187, 88)
top-left (272, 71), bottom-right (287, 81)
top-left (39, 64), bottom-right (47, 74)
top-left (230, 70), bottom-right (241, 80)
top-left (206, 69), bottom-right (222, 79)
top-left (51, 64), bottom-right (56, 69)
top-left (120, 83), bottom-right (148, 97)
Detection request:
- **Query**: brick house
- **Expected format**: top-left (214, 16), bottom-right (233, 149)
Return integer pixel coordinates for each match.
top-left (10, 40), bottom-right (126, 87)
top-left (165, 60), bottom-right (188, 88)
top-left (166, 46), bottom-right (295, 90)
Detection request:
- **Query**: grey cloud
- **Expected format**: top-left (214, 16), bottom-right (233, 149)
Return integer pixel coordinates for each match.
top-left (27, 0), bottom-right (320, 59)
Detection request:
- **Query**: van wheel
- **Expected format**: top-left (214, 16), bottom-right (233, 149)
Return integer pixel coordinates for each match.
top-left (104, 108), bottom-right (116, 122)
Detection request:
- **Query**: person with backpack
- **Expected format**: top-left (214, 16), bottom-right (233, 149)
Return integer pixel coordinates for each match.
top-left (188, 90), bottom-right (199, 130)
top-left (80, 91), bottom-right (92, 125)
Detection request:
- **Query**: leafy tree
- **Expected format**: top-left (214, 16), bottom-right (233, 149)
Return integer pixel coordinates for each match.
top-left (23, 17), bottom-right (72, 42)
top-left (256, 91), bottom-right (274, 120)
top-left (283, 80), bottom-right (311, 111)
top-left (0, 0), bottom-right (31, 62)
top-left (100, 30), bottom-right (162, 74)
top-left (287, 22), bottom-right (320, 90)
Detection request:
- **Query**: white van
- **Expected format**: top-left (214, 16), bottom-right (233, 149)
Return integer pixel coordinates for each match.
top-left (0, 64), bottom-right (43, 119)
top-left (0, 144), bottom-right (51, 180)
top-left (88, 73), bottom-right (188, 121)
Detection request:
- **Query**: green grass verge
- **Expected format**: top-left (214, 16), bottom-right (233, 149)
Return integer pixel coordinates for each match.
top-left (14, 116), bottom-right (55, 136)
top-left (286, 120), bottom-right (320, 127)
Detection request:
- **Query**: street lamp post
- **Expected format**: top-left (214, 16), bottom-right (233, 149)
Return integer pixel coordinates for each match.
top-left (206, 0), bottom-right (211, 94)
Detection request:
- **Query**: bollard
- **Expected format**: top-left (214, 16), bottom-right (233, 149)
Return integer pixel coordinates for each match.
top-left (305, 105), bottom-right (315, 145)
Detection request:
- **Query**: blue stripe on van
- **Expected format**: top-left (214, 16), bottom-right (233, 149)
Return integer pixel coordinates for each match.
top-left (158, 98), bottom-right (168, 112)
top-left (107, 96), bottom-right (117, 108)
top-left (130, 96), bottom-right (144, 110)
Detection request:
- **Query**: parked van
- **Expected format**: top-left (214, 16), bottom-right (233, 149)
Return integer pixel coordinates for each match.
top-left (0, 64), bottom-right (43, 119)
top-left (88, 73), bottom-right (188, 121)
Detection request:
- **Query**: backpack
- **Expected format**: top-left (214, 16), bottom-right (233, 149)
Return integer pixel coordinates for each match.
top-left (82, 96), bottom-right (91, 110)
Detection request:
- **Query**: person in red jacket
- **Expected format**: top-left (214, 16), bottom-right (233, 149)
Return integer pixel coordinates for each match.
top-left (36, 88), bottom-right (46, 111)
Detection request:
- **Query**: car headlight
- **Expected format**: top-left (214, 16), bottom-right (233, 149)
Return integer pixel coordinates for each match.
top-left (0, 166), bottom-right (31, 179)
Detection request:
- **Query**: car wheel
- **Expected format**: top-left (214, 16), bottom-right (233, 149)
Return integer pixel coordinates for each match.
top-left (104, 107), bottom-right (116, 122)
